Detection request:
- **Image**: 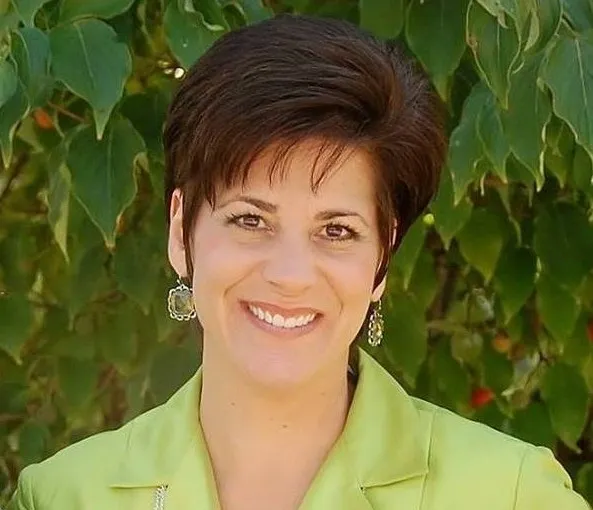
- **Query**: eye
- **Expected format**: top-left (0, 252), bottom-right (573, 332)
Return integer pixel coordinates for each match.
top-left (322, 223), bottom-right (360, 242)
top-left (226, 213), bottom-right (266, 230)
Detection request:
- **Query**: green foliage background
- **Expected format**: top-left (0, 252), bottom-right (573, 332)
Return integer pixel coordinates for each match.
top-left (1, 0), bottom-right (593, 504)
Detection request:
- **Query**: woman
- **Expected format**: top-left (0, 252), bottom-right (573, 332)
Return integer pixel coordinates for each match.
top-left (8, 13), bottom-right (589, 510)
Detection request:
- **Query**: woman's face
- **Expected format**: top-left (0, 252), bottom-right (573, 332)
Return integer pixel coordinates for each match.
top-left (168, 142), bottom-right (386, 387)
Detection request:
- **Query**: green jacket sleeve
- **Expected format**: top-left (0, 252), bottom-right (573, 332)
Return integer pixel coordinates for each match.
top-left (514, 446), bottom-right (591, 510)
top-left (6, 466), bottom-right (36, 510)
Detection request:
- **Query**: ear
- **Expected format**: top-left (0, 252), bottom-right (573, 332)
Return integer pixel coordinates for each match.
top-left (167, 188), bottom-right (188, 278)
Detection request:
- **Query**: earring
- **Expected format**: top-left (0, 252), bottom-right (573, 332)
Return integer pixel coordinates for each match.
top-left (167, 277), bottom-right (196, 321)
top-left (367, 300), bottom-right (384, 347)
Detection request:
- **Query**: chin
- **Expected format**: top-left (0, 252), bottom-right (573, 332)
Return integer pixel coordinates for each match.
top-left (230, 341), bottom-right (323, 389)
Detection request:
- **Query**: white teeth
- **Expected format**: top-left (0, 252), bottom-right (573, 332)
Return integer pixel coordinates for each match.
top-left (247, 304), bottom-right (316, 329)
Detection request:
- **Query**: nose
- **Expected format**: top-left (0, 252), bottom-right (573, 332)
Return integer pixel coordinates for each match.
top-left (261, 232), bottom-right (317, 295)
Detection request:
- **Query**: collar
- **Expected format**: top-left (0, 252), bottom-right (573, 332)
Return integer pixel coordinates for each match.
top-left (110, 348), bottom-right (431, 490)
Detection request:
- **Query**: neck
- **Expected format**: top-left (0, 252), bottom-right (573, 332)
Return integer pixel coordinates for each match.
top-left (198, 347), bottom-right (354, 482)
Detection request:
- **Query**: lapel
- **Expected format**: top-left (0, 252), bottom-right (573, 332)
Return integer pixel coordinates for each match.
top-left (299, 349), bottom-right (432, 509)
top-left (109, 348), bottom-right (432, 510)
top-left (109, 369), bottom-right (220, 509)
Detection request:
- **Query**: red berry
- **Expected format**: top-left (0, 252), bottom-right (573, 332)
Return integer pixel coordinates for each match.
top-left (33, 109), bottom-right (53, 129)
top-left (470, 387), bottom-right (494, 408)
top-left (492, 333), bottom-right (511, 354)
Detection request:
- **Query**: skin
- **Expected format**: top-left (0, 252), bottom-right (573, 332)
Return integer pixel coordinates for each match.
top-left (167, 140), bottom-right (391, 509)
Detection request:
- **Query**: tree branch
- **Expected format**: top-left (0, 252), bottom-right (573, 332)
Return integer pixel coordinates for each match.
top-left (47, 101), bottom-right (87, 123)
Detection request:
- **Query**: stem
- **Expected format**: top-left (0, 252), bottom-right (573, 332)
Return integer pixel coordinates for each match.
top-left (47, 101), bottom-right (87, 124)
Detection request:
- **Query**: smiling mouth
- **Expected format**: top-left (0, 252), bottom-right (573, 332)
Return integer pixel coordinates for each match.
top-left (246, 303), bottom-right (318, 330)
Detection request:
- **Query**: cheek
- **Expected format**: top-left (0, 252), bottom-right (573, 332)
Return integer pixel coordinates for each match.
top-left (322, 247), bottom-right (379, 305)
top-left (189, 231), bottom-right (258, 316)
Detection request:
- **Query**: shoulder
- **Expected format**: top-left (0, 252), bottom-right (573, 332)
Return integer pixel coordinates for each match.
top-left (412, 396), bottom-right (526, 460)
top-left (410, 397), bottom-right (589, 509)
top-left (7, 404), bottom-right (165, 509)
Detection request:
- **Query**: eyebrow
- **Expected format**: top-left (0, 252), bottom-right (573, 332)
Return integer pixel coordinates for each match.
top-left (218, 195), bottom-right (370, 227)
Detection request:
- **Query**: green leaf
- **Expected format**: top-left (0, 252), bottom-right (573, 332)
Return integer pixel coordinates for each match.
top-left (430, 169), bottom-right (473, 248)
top-left (500, 52), bottom-right (551, 185)
top-left (0, 293), bottom-right (33, 362)
top-left (11, 27), bottom-right (53, 108)
top-left (66, 118), bottom-right (144, 247)
top-left (534, 203), bottom-right (593, 290)
top-left (197, 0), bottom-right (232, 30)
top-left (360, 0), bottom-right (404, 39)
top-left (432, 340), bottom-right (471, 408)
top-left (11, 0), bottom-right (51, 26)
top-left (541, 33), bottom-right (593, 159)
top-left (49, 19), bottom-right (132, 139)
top-left (561, 0), bottom-right (593, 32)
top-left (536, 272), bottom-right (580, 341)
top-left (577, 463), bottom-right (593, 505)
top-left (544, 119), bottom-right (576, 188)
top-left (505, 154), bottom-right (539, 193)
top-left (407, 250), bottom-right (438, 309)
top-left (0, 59), bottom-right (17, 109)
top-left (383, 290), bottom-right (427, 387)
top-left (510, 402), bottom-right (556, 449)
top-left (113, 229), bottom-right (161, 313)
top-left (466, 1), bottom-right (521, 107)
top-left (474, 0), bottom-right (525, 24)
top-left (525, 0), bottom-right (561, 54)
top-left (149, 343), bottom-right (200, 405)
top-left (95, 302), bottom-right (138, 373)
top-left (67, 244), bottom-right (108, 322)
top-left (59, 0), bottom-right (135, 21)
top-left (47, 163), bottom-right (71, 262)
top-left (164, 0), bottom-right (225, 70)
top-left (457, 208), bottom-right (506, 281)
top-left (0, 225), bottom-right (38, 292)
top-left (572, 143), bottom-right (593, 192)
top-left (392, 218), bottom-right (425, 290)
top-left (448, 83), bottom-right (489, 201)
top-left (563, 314), bottom-right (592, 367)
top-left (57, 357), bottom-right (99, 410)
top-left (119, 91), bottom-right (168, 155)
top-left (493, 246), bottom-right (536, 322)
top-left (234, 0), bottom-right (272, 23)
top-left (0, 80), bottom-right (28, 166)
top-left (405, 0), bottom-right (468, 98)
top-left (18, 420), bottom-right (49, 464)
top-left (541, 362), bottom-right (590, 452)
top-left (481, 341), bottom-right (513, 394)
top-left (477, 92), bottom-right (510, 180)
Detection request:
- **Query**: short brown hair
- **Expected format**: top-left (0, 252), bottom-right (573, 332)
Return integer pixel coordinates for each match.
top-left (163, 13), bottom-right (446, 288)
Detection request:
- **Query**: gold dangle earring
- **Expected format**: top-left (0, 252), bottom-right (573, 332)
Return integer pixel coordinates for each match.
top-left (367, 300), bottom-right (384, 347)
top-left (167, 277), bottom-right (196, 321)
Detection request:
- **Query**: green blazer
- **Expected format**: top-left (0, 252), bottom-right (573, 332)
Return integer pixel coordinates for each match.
top-left (7, 350), bottom-right (590, 510)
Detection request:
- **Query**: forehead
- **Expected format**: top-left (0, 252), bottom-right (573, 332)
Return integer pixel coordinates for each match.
top-left (231, 140), bottom-right (377, 201)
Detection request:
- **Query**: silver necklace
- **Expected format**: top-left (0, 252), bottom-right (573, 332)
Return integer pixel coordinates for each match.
top-left (153, 485), bottom-right (167, 510)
